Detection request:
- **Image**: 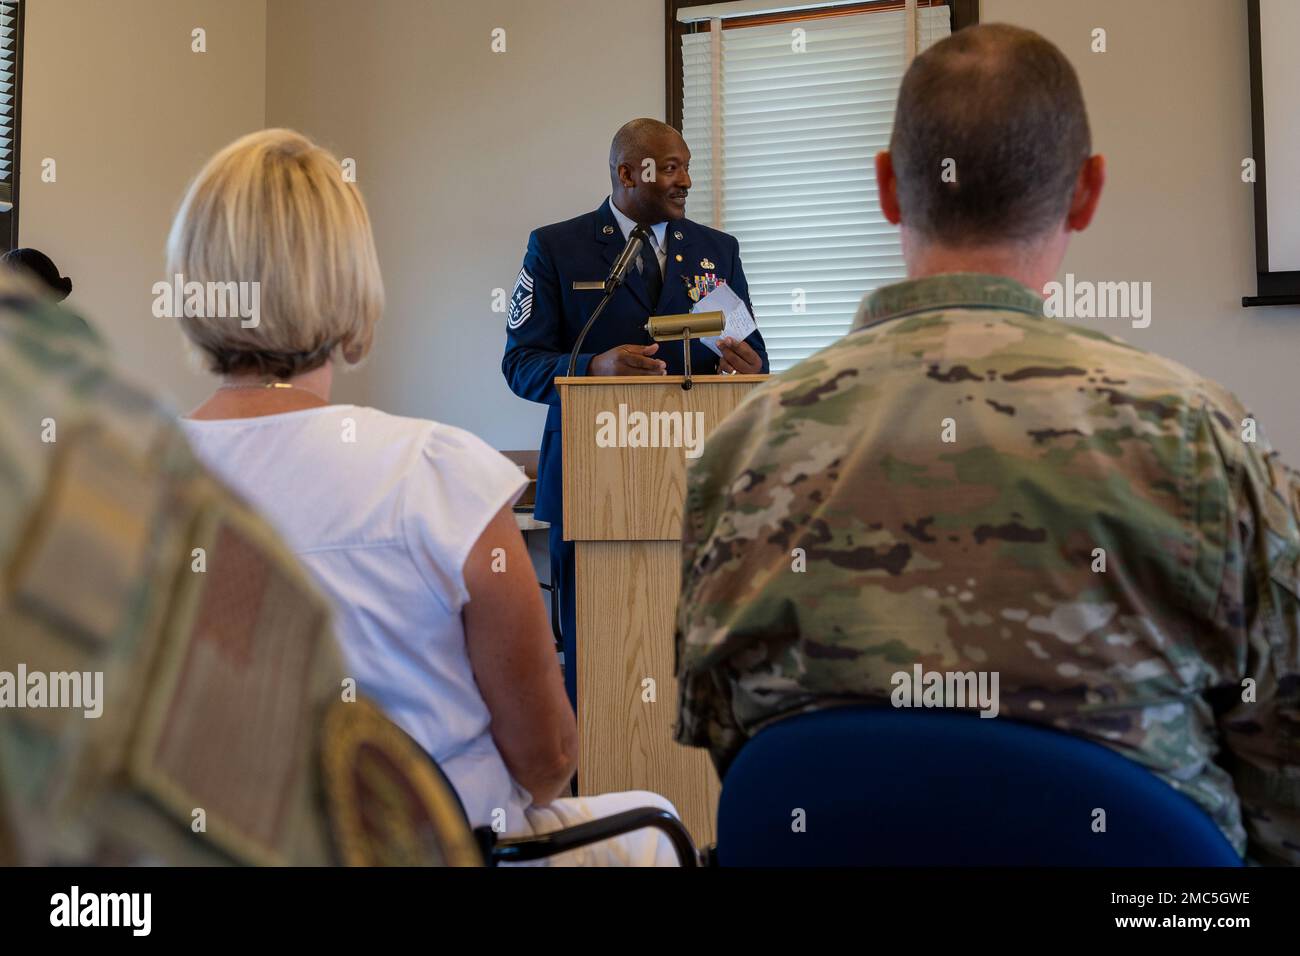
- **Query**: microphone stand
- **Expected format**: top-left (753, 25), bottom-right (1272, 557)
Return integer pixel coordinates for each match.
top-left (680, 327), bottom-right (693, 391)
top-left (566, 283), bottom-right (622, 378)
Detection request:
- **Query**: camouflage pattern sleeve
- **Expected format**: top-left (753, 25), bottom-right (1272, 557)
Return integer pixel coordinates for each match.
top-left (675, 434), bottom-right (743, 775)
top-left (1202, 393), bottom-right (1300, 865)
top-left (674, 382), bottom-right (815, 777)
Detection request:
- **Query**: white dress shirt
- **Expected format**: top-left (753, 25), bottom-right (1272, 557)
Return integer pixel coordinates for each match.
top-left (181, 405), bottom-right (533, 833)
top-left (609, 196), bottom-right (667, 275)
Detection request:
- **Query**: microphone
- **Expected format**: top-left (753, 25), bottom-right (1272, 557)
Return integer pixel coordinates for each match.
top-left (566, 225), bottom-right (652, 377)
top-left (573, 226), bottom-right (650, 293)
top-left (608, 225), bottom-right (650, 291)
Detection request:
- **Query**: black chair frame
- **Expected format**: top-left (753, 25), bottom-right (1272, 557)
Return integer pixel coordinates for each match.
top-left (475, 807), bottom-right (700, 867)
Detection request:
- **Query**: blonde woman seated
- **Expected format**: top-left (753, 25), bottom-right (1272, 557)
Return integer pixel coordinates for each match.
top-left (171, 129), bottom-right (679, 866)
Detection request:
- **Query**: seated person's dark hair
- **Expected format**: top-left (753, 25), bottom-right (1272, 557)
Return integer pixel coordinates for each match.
top-left (2, 248), bottom-right (73, 302)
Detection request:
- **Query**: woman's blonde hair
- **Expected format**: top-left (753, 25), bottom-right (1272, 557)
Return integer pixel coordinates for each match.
top-left (166, 128), bottom-right (384, 378)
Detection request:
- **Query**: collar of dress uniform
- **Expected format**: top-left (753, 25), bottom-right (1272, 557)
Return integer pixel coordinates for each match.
top-left (605, 197), bottom-right (670, 255)
top-left (851, 273), bottom-right (1047, 333)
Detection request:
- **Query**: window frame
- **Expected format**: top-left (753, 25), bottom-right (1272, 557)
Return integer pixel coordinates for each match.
top-left (1243, 0), bottom-right (1300, 306)
top-left (0, 0), bottom-right (25, 253)
top-left (665, 0), bottom-right (979, 131)
top-left (664, 0), bottom-right (977, 369)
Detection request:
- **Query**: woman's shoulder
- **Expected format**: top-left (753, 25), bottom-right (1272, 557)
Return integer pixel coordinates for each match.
top-left (330, 404), bottom-right (433, 436)
top-left (342, 406), bottom-right (508, 466)
top-left (329, 409), bottom-right (521, 517)
top-left (387, 412), bottom-right (527, 610)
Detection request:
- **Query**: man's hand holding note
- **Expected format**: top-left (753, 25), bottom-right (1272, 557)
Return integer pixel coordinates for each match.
top-left (692, 284), bottom-right (762, 373)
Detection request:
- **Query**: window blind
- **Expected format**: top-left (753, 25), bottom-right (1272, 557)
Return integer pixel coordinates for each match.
top-left (0, 0), bottom-right (18, 212)
top-left (682, 6), bottom-right (950, 371)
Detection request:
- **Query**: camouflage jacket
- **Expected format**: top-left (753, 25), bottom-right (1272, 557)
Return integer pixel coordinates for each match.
top-left (675, 273), bottom-right (1300, 864)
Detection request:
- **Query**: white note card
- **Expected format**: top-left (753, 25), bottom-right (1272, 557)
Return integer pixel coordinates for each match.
top-left (692, 283), bottom-right (758, 356)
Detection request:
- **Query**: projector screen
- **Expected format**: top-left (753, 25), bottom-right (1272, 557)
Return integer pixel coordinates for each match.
top-left (1246, 0), bottom-right (1300, 303)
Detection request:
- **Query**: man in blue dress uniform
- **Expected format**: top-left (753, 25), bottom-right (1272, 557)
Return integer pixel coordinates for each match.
top-left (502, 118), bottom-right (769, 709)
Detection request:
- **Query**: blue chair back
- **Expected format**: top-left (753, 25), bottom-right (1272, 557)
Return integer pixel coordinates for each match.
top-left (717, 707), bottom-right (1242, 866)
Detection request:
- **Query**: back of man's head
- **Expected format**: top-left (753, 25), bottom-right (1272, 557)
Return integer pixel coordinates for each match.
top-left (890, 23), bottom-right (1091, 247)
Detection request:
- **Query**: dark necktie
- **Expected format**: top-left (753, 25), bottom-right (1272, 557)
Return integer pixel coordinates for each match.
top-left (638, 230), bottom-right (663, 308)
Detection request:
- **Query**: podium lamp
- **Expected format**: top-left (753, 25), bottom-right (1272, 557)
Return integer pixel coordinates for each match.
top-left (643, 311), bottom-right (724, 391)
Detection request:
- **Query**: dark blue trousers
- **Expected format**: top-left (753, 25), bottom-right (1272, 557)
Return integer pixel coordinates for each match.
top-left (549, 521), bottom-right (577, 714)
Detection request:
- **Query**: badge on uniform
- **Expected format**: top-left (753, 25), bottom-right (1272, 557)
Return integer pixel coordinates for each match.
top-left (320, 697), bottom-right (483, 867)
top-left (700, 258), bottom-right (715, 270)
top-left (507, 267), bottom-right (533, 330)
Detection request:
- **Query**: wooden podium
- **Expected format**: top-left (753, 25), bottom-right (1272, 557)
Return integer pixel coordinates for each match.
top-left (555, 374), bottom-right (765, 845)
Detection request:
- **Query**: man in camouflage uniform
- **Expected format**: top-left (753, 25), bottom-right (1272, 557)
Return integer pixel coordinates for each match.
top-left (0, 275), bottom-right (476, 866)
top-left (675, 24), bottom-right (1300, 864)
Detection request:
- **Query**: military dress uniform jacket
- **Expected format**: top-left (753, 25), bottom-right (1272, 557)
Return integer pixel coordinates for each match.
top-left (501, 198), bottom-right (769, 526)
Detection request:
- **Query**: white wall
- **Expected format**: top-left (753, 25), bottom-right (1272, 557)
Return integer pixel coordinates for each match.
top-left (985, 0), bottom-right (1300, 457)
top-left (266, 0), bottom-right (665, 446)
top-left (20, 0), bottom-right (268, 415)
top-left (22, 0), bottom-right (1299, 459)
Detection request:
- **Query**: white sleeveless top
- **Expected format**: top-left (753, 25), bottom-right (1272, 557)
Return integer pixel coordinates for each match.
top-left (182, 405), bottom-right (532, 833)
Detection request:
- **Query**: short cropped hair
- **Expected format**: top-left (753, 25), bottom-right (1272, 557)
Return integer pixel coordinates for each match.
top-left (609, 118), bottom-right (680, 174)
top-left (166, 128), bottom-right (384, 378)
top-left (889, 24), bottom-right (1092, 246)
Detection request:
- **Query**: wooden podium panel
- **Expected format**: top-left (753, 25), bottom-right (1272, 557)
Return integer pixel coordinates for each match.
top-left (560, 376), bottom-right (764, 541)
top-left (574, 540), bottom-right (720, 843)
top-left (557, 374), bottom-right (764, 847)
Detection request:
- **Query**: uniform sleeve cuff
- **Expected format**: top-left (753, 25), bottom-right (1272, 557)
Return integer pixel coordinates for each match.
top-left (551, 351), bottom-right (594, 381)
